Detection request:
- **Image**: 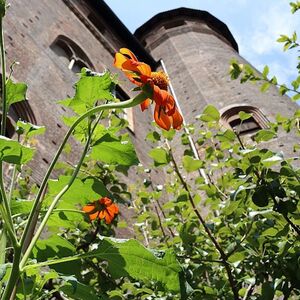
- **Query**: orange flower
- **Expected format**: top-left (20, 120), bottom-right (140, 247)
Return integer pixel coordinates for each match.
top-left (82, 197), bottom-right (119, 224)
top-left (114, 48), bottom-right (183, 131)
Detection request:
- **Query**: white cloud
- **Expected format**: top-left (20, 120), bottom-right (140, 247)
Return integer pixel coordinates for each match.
top-left (249, 1), bottom-right (299, 55)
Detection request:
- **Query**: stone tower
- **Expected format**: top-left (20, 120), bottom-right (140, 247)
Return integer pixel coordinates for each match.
top-left (134, 8), bottom-right (298, 156)
top-left (2, 1), bottom-right (298, 183)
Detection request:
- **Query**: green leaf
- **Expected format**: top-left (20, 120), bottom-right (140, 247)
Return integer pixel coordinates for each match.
top-left (11, 199), bottom-right (33, 215)
top-left (91, 133), bottom-right (139, 166)
top-left (146, 131), bottom-right (161, 143)
top-left (32, 234), bottom-right (80, 276)
top-left (252, 185), bottom-right (269, 207)
top-left (61, 276), bottom-right (102, 300)
top-left (262, 66), bottom-right (269, 78)
top-left (254, 130), bottom-right (276, 142)
top-left (32, 234), bottom-right (75, 261)
top-left (277, 35), bottom-right (289, 43)
top-left (260, 82), bottom-right (270, 92)
top-left (6, 79), bottom-right (27, 106)
top-left (45, 175), bottom-right (109, 208)
top-left (216, 129), bottom-right (236, 142)
top-left (16, 120), bottom-right (45, 138)
top-left (238, 111), bottom-right (252, 121)
top-left (261, 153), bottom-right (283, 167)
top-left (0, 136), bottom-right (34, 164)
top-left (199, 105), bottom-right (220, 122)
top-left (148, 147), bottom-right (170, 166)
top-left (42, 238), bottom-right (182, 293)
top-left (228, 251), bottom-right (245, 263)
top-left (73, 71), bottom-right (113, 108)
top-left (182, 155), bottom-right (203, 172)
top-left (292, 93), bottom-right (300, 101)
top-left (162, 128), bottom-right (176, 141)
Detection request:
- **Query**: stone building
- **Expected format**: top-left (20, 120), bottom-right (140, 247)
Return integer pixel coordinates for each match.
top-left (3, 0), bottom-right (298, 183)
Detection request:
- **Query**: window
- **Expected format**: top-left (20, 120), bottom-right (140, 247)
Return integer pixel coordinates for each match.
top-left (114, 85), bottom-right (134, 132)
top-left (0, 77), bottom-right (36, 137)
top-left (221, 106), bottom-right (269, 136)
top-left (51, 35), bottom-right (94, 73)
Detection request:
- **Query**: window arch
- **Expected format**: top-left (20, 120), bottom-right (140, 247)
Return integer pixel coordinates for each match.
top-left (220, 105), bottom-right (269, 136)
top-left (113, 85), bottom-right (134, 132)
top-left (0, 76), bottom-right (36, 137)
top-left (50, 35), bottom-right (94, 72)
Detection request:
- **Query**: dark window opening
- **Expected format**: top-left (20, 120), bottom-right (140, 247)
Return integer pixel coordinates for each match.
top-left (115, 85), bottom-right (130, 101)
top-left (0, 117), bottom-right (15, 138)
top-left (229, 116), bottom-right (261, 135)
top-left (221, 106), bottom-right (269, 136)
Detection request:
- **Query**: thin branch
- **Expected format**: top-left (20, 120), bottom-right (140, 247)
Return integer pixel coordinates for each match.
top-left (154, 204), bottom-right (169, 247)
top-left (167, 145), bottom-right (240, 300)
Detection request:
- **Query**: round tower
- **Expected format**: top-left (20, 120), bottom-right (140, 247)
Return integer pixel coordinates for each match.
top-left (134, 8), bottom-right (298, 152)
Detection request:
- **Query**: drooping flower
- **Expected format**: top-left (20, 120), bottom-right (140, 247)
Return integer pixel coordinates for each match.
top-left (82, 197), bottom-right (119, 224)
top-left (114, 48), bottom-right (183, 131)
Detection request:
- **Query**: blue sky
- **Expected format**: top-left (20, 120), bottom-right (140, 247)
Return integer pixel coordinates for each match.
top-left (105, 0), bottom-right (299, 87)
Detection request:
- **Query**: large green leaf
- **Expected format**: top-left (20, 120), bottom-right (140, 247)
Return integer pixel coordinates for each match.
top-left (61, 276), bottom-right (102, 300)
top-left (11, 199), bottom-right (33, 215)
top-left (89, 239), bottom-right (181, 292)
top-left (44, 176), bottom-right (109, 231)
top-left (6, 79), bottom-right (27, 106)
top-left (45, 175), bottom-right (109, 207)
top-left (73, 71), bottom-right (113, 108)
top-left (0, 136), bottom-right (34, 164)
top-left (16, 120), bottom-right (45, 138)
top-left (91, 133), bottom-right (139, 166)
top-left (28, 238), bottom-right (182, 293)
top-left (32, 234), bottom-right (75, 261)
top-left (32, 234), bottom-right (81, 276)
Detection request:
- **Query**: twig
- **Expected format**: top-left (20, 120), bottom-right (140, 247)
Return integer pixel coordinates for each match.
top-left (167, 145), bottom-right (240, 300)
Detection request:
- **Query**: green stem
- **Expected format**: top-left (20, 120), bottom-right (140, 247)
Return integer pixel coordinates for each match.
top-left (20, 114), bottom-right (97, 268)
top-left (0, 19), bottom-right (7, 136)
top-left (20, 92), bottom-right (148, 249)
top-left (0, 203), bottom-right (18, 249)
top-left (1, 245), bottom-right (21, 300)
top-left (23, 253), bottom-right (88, 271)
top-left (8, 164), bottom-right (18, 201)
top-left (19, 92), bottom-right (148, 269)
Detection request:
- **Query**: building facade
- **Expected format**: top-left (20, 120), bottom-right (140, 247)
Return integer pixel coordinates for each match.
top-left (3, 0), bottom-right (298, 182)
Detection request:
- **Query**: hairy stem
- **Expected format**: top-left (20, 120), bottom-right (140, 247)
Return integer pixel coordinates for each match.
top-left (20, 107), bottom-right (106, 268)
top-left (20, 92), bottom-right (148, 250)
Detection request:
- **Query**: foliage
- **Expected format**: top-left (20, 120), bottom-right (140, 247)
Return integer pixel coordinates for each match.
top-left (0, 1), bottom-right (299, 300)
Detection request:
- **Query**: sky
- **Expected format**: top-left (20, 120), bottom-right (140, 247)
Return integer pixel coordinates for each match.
top-left (105, 0), bottom-right (299, 87)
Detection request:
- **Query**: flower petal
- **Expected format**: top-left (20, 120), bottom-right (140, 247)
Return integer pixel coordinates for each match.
top-left (172, 108), bottom-right (183, 130)
top-left (82, 203), bottom-right (96, 213)
top-left (114, 52), bottom-right (128, 69)
top-left (120, 48), bottom-right (138, 61)
top-left (140, 99), bottom-right (151, 111)
top-left (122, 60), bottom-right (151, 77)
top-left (89, 211), bottom-right (99, 221)
top-left (154, 104), bottom-right (171, 131)
top-left (100, 197), bottom-right (112, 206)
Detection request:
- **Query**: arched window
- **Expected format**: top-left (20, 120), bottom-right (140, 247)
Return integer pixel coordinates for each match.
top-left (220, 105), bottom-right (269, 136)
top-left (51, 35), bottom-right (94, 72)
top-left (0, 76), bottom-right (36, 137)
top-left (114, 85), bottom-right (134, 132)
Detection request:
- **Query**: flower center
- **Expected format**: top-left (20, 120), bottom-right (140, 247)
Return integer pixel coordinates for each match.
top-left (150, 71), bottom-right (169, 90)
